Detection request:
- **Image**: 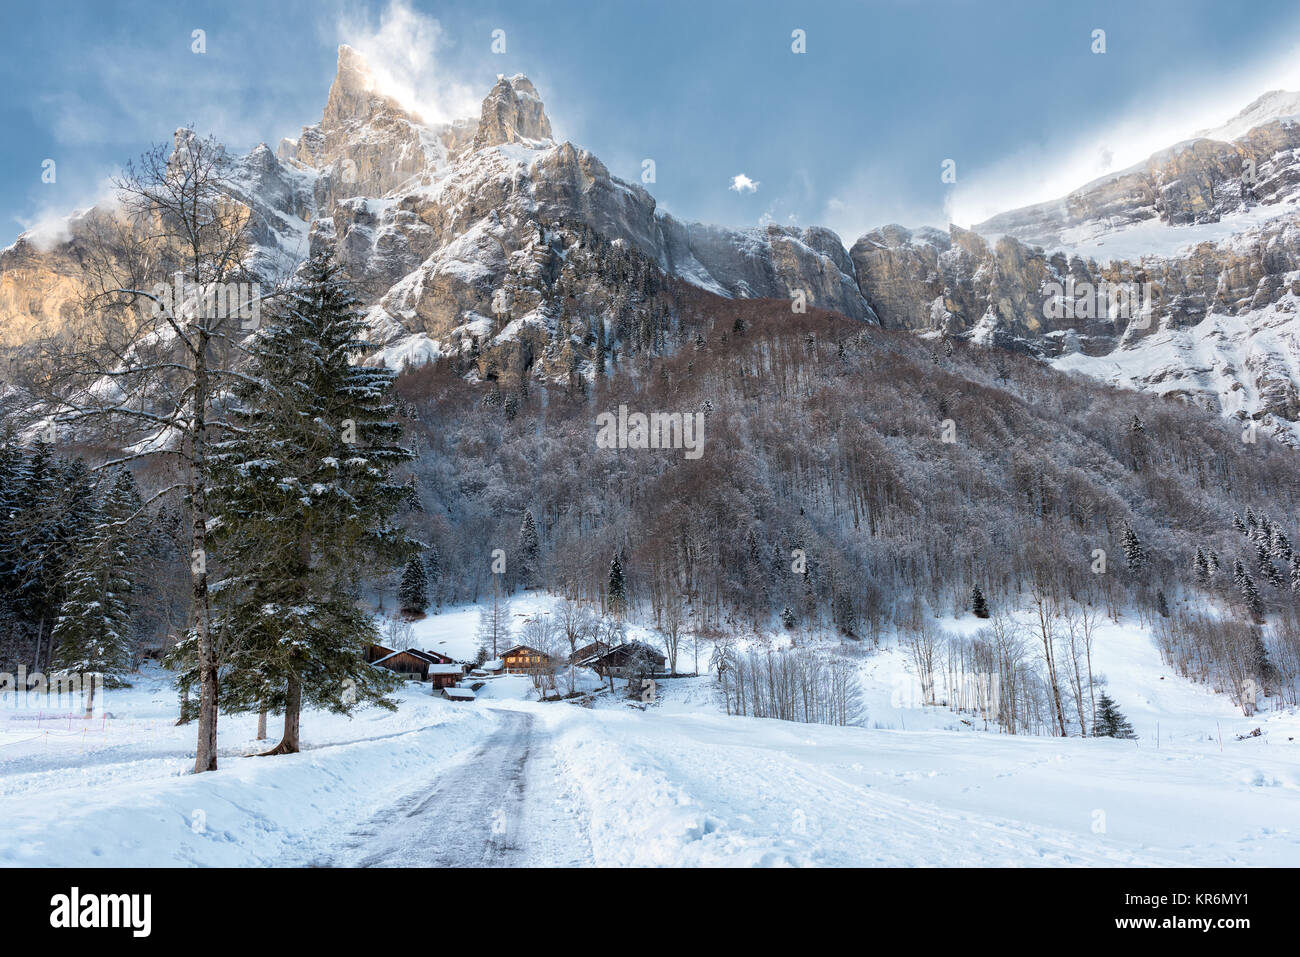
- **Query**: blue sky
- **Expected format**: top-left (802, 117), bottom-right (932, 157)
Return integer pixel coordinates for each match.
top-left (5, 0), bottom-right (1300, 247)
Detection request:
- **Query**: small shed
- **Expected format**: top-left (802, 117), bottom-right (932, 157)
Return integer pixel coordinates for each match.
top-left (427, 662), bottom-right (466, 689)
top-left (440, 686), bottom-right (476, 702)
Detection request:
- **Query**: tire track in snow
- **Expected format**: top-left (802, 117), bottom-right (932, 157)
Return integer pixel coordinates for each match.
top-left (321, 709), bottom-right (591, 867)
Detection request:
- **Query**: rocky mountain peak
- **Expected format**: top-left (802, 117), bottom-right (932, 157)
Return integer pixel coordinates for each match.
top-left (471, 74), bottom-right (554, 151)
top-left (321, 44), bottom-right (418, 130)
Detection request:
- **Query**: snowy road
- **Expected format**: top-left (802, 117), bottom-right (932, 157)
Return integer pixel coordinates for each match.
top-left (323, 710), bottom-right (592, 867)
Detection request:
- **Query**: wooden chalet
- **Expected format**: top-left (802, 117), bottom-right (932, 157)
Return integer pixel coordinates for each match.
top-left (501, 644), bottom-right (553, 674)
top-left (365, 643), bottom-right (397, 664)
top-left (368, 644), bottom-right (462, 682)
top-left (586, 641), bottom-right (667, 679)
top-left (570, 640), bottom-right (610, 665)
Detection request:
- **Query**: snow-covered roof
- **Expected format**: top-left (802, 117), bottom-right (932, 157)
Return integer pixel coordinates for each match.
top-left (442, 687), bottom-right (476, 700)
top-left (427, 663), bottom-right (464, 675)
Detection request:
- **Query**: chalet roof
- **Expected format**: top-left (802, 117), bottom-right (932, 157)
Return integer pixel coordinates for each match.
top-left (589, 641), bottom-right (666, 665)
top-left (371, 650), bottom-right (421, 666)
top-left (372, 647), bottom-right (456, 667)
top-left (442, 687), bottom-right (476, 700)
top-left (501, 644), bottom-right (544, 657)
top-left (427, 663), bottom-right (464, 675)
top-left (404, 647), bottom-right (454, 663)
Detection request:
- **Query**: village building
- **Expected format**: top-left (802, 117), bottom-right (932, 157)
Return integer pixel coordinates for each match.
top-left (585, 641), bottom-right (667, 679)
top-left (426, 662), bottom-right (466, 689)
top-left (368, 644), bottom-right (461, 682)
top-left (501, 644), bottom-right (553, 674)
top-left (570, 640), bottom-right (610, 665)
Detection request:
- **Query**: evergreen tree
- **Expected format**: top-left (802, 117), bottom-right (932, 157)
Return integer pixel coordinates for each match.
top-left (1156, 589), bottom-right (1170, 618)
top-left (1193, 546), bottom-right (1211, 586)
top-left (1093, 692), bottom-right (1137, 739)
top-left (49, 470), bottom-right (143, 713)
top-left (1121, 522), bottom-right (1147, 571)
top-left (398, 557), bottom-right (428, 616)
top-left (608, 553), bottom-right (627, 617)
top-left (970, 583), bottom-right (990, 618)
top-left (1232, 558), bottom-right (1248, 590)
top-left (517, 509), bottom-right (540, 589)
top-left (1291, 555), bottom-right (1300, 594)
top-left (1231, 511), bottom-right (1247, 534)
top-left (1270, 523), bottom-right (1293, 563)
top-left (3, 445), bottom-right (96, 672)
top-left (205, 250), bottom-right (414, 754)
top-left (1250, 630), bottom-right (1278, 688)
top-left (833, 590), bottom-right (857, 637)
top-left (1236, 563), bottom-right (1265, 622)
top-left (781, 606), bottom-right (796, 629)
top-left (425, 543), bottom-right (441, 609)
top-left (1257, 540), bottom-right (1283, 589)
top-left (401, 477), bottom-right (424, 513)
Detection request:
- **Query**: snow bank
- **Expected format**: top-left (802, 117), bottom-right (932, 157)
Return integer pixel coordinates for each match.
top-left (0, 668), bottom-right (499, 867)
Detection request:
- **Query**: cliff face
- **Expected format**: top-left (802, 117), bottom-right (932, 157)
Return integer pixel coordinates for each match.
top-left (847, 92), bottom-right (1300, 437)
top-left (850, 215), bottom-right (1300, 428)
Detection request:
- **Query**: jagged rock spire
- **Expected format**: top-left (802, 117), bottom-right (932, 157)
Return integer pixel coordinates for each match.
top-left (471, 75), bottom-right (553, 151)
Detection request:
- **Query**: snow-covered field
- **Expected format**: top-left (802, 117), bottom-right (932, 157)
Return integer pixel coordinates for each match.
top-left (1, 596), bottom-right (1297, 867)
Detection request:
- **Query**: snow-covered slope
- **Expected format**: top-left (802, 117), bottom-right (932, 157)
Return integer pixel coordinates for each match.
top-left (3, 596), bottom-right (1296, 867)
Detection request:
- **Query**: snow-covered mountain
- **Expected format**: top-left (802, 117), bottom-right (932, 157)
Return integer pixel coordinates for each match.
top-left (857, 92), bottom-right (1300, 440)
top-left (4, 49), bottom-right (1300, 441)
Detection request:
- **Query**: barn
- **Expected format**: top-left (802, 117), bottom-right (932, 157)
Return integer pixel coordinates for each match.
top-left (369, 646), bottom-right (463, 682)
top-left (570, 640), bottom-right (610, 665)
top-left (585, 641), bottom-right (667, 678)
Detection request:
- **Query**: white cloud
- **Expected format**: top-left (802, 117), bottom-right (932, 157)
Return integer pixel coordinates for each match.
top-left (729, 173), bottom-right (760, 194)
top-left (14, 175), bottom-right (121, 252)
top-left (335, 0), bottom-right (480, 126)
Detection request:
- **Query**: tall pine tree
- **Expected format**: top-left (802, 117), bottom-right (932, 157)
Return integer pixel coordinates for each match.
top-left (517, 509), bottom-right (540, 589)
top-left (50, 470), bottom-right (143, 713)
top-left (608, 553), bottom-right (627, 618)
top-left (398, 557), bottom-right (428, 616)
top-left (205, 251), bottom-right (415, 754)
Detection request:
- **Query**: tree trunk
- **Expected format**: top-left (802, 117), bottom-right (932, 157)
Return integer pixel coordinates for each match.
top-left (261, 673), bottom-right (301, 755)
top-left (83, 675), bottom-right (96, 718)
top-left (191, 334), bottom-right (219, 773)
top-left (256, 704), bottom-right (267, 741)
